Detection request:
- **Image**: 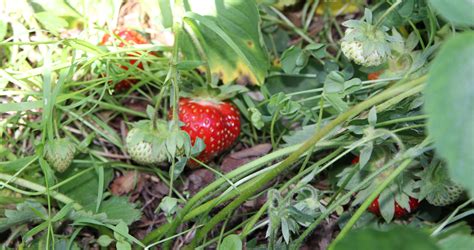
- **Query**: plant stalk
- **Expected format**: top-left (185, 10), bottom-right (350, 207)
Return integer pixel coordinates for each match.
top-left (329, 158), bottom-right (414, 249)
top-left (187, 76), bottom-right (427, 247)
top-left (0, 173), bottom-right (82, 210)
top-left (143, 144), bottom-right (302, 244)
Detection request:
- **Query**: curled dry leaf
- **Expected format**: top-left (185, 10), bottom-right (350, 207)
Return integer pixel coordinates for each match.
top-left (110, 171), bottom-right (143, 196)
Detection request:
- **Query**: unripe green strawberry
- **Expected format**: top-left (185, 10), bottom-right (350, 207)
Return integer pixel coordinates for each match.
top-left (426, 184), bottom-right (464, 207)
top-left (44, 138), bottom-right (76, 172)
top-left (125, 120), bottom-right (169, 166)
top-left (419, 160), bottom-right (464, 206)
top-left (340, 9), bottom-right (392, 67)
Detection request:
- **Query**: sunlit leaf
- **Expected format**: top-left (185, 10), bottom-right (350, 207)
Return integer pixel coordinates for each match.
top-left (316, 0), bottom-right (362, 16)
top-left (183, 0), bottom-right (269, 85)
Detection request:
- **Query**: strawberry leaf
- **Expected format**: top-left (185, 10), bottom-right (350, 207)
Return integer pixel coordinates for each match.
top-left (218, 234), bottom-right (242, 250)
top-left (425, 32), bottom-right (474, 196)
top-left (0, 201), bottom-right (47, 233)
top-left (429, 0), bottom-right (474, 26)
top-left (182, 0), bottom-right (269, 85)
top-left (97, 197), bottom-right (141, 225)
top-left (330, 225), bottom-right (440, 250)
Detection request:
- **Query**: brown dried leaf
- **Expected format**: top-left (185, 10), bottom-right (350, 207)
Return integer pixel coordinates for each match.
top-left (110, 171), bottom-right (142, 196)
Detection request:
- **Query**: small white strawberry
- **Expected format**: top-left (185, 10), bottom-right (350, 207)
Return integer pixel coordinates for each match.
top-left (340, 9), bottom-right (392, 67)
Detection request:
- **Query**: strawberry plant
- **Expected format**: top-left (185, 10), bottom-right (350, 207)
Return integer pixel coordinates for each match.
top-left (0, 0), bottom-right (473, 249)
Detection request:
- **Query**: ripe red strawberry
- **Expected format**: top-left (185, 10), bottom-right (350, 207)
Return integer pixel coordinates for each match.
top-left (174, 97), bottom-right (240, 166)
top-left (351, 155), bottom-right (360, 165)
top-left (368, 195), bottom-right (420, 218)
top-left (101, 28), bottom-right (149, 47)
top-left (100, 28), bottom-right (149, 91)
top-left (368, 71), bottom-right (382, 80)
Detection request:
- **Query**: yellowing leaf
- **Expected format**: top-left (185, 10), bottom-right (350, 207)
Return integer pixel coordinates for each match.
top-left (183, 0), bottom-right (269, 85)
top-left (316, 0), bottom-right (362, 16)
top-left (272, 0), bottom-right (299, 10)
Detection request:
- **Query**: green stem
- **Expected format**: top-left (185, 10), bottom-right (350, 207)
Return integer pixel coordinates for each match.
top-left (270, 107), bottom-right (281, 150)
top-left (53, 111), bottom-right (60, 139)
top-left (188, 76), bottom-right (427, 247)
top-left (0, 156), bottom-right (38, 190)
top-left (327, 164), bottom-right (358, 206)
top-left (374, 0), bottom-right (402, 29)
top-left (431, 198), bottom-right (474, 236)
top-left (169, 22), bottom-right (182, 127)
top-left (183, 18), bottom-right (212, 85)
top-left (168, 158), bottom-right (175, 197)
top-left (145, 225), bottom-right (204, 249)
top-left (375, 114), bottom-right (427, 127)
top-left (376, 83), bottom-right (424, 112)
top-left (303, 0), bottom-right (320, 32)
top-left (89, 98), bottom-right (147, 118)
top-left (268, 7), bottom-right (315, 44)
top-left (182, 141), bottom-right (345, 222)
top-left (0, 173), bottom-right (82, 210)
top-left (0, 40), bottom-right (59, 46)
top-left (240, 147), bottom-right (344, 238)
top-left (242, 125), bottom-right (404, 238)
top-left (144, 144), bottom-right (302, 245)
top-left (151, 85), bottom-right (168, 129)
top-left (291, 143), bottom-right (429, 248)
top-left (216, 213), bottom-right (231, 249)
top-left (191, 157), bottom-right (238, 191)
top-left (166, 22), bottom-right (183, 198)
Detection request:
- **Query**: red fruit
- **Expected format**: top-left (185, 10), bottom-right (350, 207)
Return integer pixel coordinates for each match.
top-left (368, 71), bottom-right (382, 80)
top-left (100, 28), bottom-right (149, 91)
top-left (368, 196), bottom-right (420, 218)
top-left (351, 156), bottom-right (360, 165)
top-left (101, 28), bottom-right (149, 47)
top-left (175, 97), bottom-right (241, 167)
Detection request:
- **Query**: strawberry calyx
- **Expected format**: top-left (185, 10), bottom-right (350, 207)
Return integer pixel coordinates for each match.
top-left (340, 9), bottom-right (393, 67)
top-left (126, 119), bottom-right (170, 165)
top-left (126, 119), bottom-right (197, 166)
top-left (417, 159), bottom-right (464, 206)
top-left (368, 195), bottom-right (420, 218)
top-left (337, 148), bottom-right (421, 221)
